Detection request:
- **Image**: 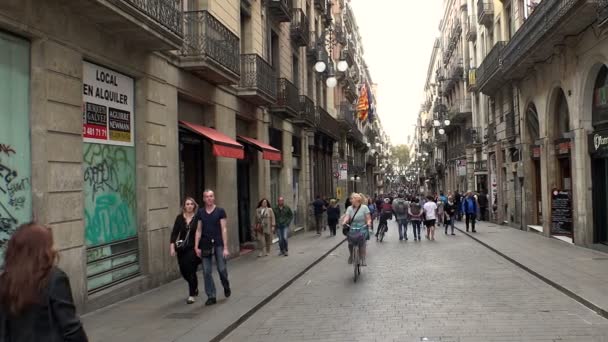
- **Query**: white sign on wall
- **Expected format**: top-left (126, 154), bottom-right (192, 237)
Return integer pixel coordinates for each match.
top-left (82, 61), bottom-right (135, 146)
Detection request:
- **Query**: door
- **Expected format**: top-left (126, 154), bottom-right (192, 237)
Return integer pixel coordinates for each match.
top-left (179, 134), bottom-right (204, 203)
top-left (237, 159), bottom-right (252, 244)
top-left (592, 158), bottom-right (608, 244)
top-left (534, 160), bottom-right (542, 224)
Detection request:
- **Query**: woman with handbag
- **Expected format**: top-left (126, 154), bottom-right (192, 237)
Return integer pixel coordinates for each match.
top-left (170, 197), bottom-right (200, 304)
top-left (254, 198), bottom-right (276, 257)
top-left (341, 193), bottom-right (372, 266)
top-left (0, 223), bottom-right (88, 342)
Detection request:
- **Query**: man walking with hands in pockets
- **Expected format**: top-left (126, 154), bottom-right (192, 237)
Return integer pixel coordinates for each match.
top-left (195, 189), bottom-right (231, 306)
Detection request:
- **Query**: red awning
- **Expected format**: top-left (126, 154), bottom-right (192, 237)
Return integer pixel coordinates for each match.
top-left (179, 121), bottom-right (244, 159)
top-left (237, 135), bottom-right (282, 161)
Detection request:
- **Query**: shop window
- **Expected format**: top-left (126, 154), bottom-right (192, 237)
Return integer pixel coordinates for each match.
top-left (0, 32), bottom-right (31, 262)
top-left (269, 127), bottom-right (283, 150)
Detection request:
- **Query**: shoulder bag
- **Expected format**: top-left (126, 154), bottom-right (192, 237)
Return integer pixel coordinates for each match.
top-left (175, 217), bottom-right (193, 252)
top-left (342, 205), bottom-right (361, 236)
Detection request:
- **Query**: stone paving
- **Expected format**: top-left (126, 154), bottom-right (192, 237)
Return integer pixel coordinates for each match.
top-left (223, 220), bottom-right (608, 342)
top-left (82, 229), bottom-right (345, 342)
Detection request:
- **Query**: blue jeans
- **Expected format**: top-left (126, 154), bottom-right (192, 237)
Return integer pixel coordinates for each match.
top-left (277, 225), bottom-right (289, 253)
top-left (202, 246), bottom-right (230, 299)
top-left (397, 218), bottom-right (409, 239)
top-left (445, 214), bottom-right (456, 233)
top-left (411, 221), bottom-right (421, 239)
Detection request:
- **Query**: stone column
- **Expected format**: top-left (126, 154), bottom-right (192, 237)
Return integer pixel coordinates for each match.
top-left (213, 106), bottom-right (239, 255)
top-left (571, 127), bottom-right (593, 245)
top-left (280, 120), bottom-right (294, 223)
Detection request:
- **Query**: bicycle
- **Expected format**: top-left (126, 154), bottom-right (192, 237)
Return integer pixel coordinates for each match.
top-left (352, 241), bottom-right (361, 282)
top-left (377, 221), bottom-right (388, 242)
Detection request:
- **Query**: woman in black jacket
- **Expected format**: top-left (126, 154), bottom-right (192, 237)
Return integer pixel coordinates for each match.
top-left (0, 223), bottom-right (88, 342)
top-left (326, 199), bottom-right (341, 237)
top-left (170, 197), bottom-right (201, 304)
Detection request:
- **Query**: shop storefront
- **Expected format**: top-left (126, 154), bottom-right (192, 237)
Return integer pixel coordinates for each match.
top-left (0, 31), bottom-right (32, 260)
top-left (590, 65), bottom-right (608, 244)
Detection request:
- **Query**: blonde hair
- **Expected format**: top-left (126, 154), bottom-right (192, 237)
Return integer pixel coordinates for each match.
top-left (329, 199), bottom-right (337, 207)
top-left (350, 193), bottom-right (366, 205)
top-left (182, 197), bottom-right (199, 214)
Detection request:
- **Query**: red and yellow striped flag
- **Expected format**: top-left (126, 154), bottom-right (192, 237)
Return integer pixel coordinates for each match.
top-left (357, 84), bottom-right (369, 121)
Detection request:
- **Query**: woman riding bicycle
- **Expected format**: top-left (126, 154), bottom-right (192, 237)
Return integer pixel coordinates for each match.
top-left (342, 193), bottom-right (372, 266)
top-left (375, 197), bottom-right (394, 239)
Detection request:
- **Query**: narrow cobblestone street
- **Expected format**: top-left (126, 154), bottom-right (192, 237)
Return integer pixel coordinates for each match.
top-left (223, 220), bottom-right (608, 342)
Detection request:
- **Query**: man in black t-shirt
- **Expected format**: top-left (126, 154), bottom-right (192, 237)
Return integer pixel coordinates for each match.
top-left (312, 195), bottom-right (326, 235)
top-left (195, 189), bottom-right (231, 306)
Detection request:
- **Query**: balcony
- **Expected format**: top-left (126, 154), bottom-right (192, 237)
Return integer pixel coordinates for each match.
top-left (448, 58), bottom-right (464, 81)
top-left (72, 0), bottom-right (183, 50)
top-left (501, 0), bottom-right (596, 80)
top-left (505, 112), bottom-right (517, 140)
top-left (477, 41), bottom-right (507, 96)
top-left (237, 54), bottom-right (277, 105)
top-left (290, 9), bottom-right (310, 47)
top-left (342, 77), bottom-right (358, 103)
top-left (474, 160), bottom-right (488, 172)
top-left (448, 98), bottom-right (472, 123)
top-left (315, 0), bottom-right (327, 14)
top-left (268, 0), bottom-right (293, 22)
top-left (316, 106), bottom-right (340, 140)
top-left (270, 78), bottom-right (300, 119)
top-left (294, 95), bottom-right (317, 127)
top-left (600, 1), bottom-right (608, 27)
top-left (180, 11), bottom-right (240, 85)
top-left (477, 0), bottom-right (494, 27)
top-left (466, 127), bottom-right (482, 145)
top-left (466, 16), bottom-right (477, 41)
top-left (467, 68), bottom-right (477, 92)
top-left (337, 103), bottom-right (364, 143)
top-left (485, 122), bottom-right (496, 145)
top-left (447, 143), bottom-right (466, 160)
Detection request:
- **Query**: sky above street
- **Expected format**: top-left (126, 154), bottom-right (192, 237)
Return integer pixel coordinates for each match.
top-left (350, 0), bottom-right (443, 145)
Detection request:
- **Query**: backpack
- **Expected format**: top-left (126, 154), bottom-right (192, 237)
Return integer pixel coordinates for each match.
top-left (410, 203), bottom-right (421, 216)
top-left (395, 200), bottom-right (407, 215)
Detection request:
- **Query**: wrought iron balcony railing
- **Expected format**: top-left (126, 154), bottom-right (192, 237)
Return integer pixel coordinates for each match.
top-left (314, 0), bottom-right (327, 13)
top-left (238, 54), bottom-right (277, 104)
top-left (505, 112), bottom-right (517, 140)
top-left (477, 0), bottom-right (494, 27)
top-left (600, 0), bottom-right (608, 26)
top-left (466, 127), bottom-right (481, 145)
top-left (290, 9), bottom-right (309, 47)
top-left (467, 68), bottom-right (477, 92)
top-left (317, 106), bottom-right (340, 140)
top-left (181, 11), bottom-right (240, 83)
top-left (485, 122), bottom-right (496, 144)
top-left (447, 143), bottom-right (466, 160)
top-left (270, 78), bottom-right (300, 118)
top-left (268, 0), bottom-right (293, 22)
top-left (124, 0), bottom-right (183, 36)
top-left (474, 160), bottom-right (488, 172)
top-left (476, 41), bottom-right (507, 95)
top-left (466, 15), bottom-right (477, 41)
top-left (296, 95), bottom-right (317, 127)
top-left (448, 98), bottom-right (472, 122)
top-left (501, 0), bottom-right (584, 80)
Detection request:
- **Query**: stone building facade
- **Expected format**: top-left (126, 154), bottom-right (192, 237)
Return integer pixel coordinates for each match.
top-left (0, 0), bottom-right (382, 311)
top-left (416, 0), bottom-right (608, 250)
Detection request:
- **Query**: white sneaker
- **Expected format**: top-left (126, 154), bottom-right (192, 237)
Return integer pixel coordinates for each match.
top-left (187, 296), bottom-right (195, 304)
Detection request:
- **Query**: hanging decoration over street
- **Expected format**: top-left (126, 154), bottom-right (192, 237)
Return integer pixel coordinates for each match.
top-left (357, 83), bottom-right (369, 121)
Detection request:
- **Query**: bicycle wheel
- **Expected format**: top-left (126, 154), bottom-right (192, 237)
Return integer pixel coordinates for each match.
top-left (379, 224), bottom-right (386, 242)
top-left (353, 246), bottom-right (359, 282)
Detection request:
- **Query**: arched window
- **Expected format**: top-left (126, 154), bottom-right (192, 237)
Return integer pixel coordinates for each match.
top-left (593, 65), bottom-right (608, 128)
top-left (554, 89), bottom-right (570, 138)
top-left (526, 103), bottom-right (540, 142)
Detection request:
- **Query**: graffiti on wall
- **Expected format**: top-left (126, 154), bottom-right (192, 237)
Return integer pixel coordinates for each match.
top-left (0, 145), bottom-right (31, 252)
top-left (83, 143), bottom-right (136, 246)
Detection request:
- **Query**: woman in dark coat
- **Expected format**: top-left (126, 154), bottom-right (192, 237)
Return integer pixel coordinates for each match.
top-left (0, 223), bottom-right (88, 342)
top-left (326, 199), bottom-right (341, 237)
top-left (170, 197), bottom-right (201, 304)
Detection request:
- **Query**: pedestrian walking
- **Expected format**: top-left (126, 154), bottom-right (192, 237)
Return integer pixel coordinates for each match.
top-left (254, 198), bottom-right (276, 257)
top-left (477, 190), bottom-right (489, 221)
top-left (274, 196), bottom-right (293, 256)
top-left (408, 197), bottom-right (423, 241)
top-left (461, 191), bottom-right (478, 233)
top-left (312, 195), bottom-right (326, 235)
top-left (454, 190), bottom-right (462, 221)
top-left (170, 197), bottom-right (201, 304)
top-left (392, 194), bottom-right (410, 241)
top-left (423, 195), bottom-right (438, 241)
top-left (437, 199), bottom-right (445, 230)
top-left (194, 190), bottom-right (231, 306)
top-left (327, 199), bottom-right (341, 237)
top-left (0, 223), bottom-right (88, 341)
top-left (367, 197), bottom-right (376, 229)
top-left (444, 196), bottom-right (457, 235)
